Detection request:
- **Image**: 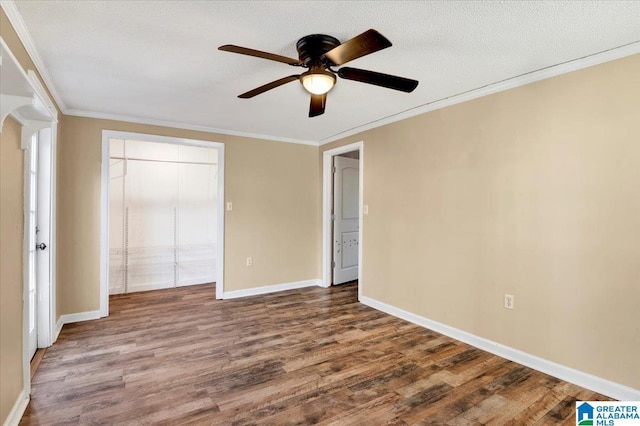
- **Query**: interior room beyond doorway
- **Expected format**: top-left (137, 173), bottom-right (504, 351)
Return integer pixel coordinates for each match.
top-left (102, 133), bottom-right (224, 304)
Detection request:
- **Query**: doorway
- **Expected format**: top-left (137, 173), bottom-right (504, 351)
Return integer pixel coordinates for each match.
top-left (100, 131), bottom-right (225, 316)
top-left (322, 142), bottom-right (363, 298)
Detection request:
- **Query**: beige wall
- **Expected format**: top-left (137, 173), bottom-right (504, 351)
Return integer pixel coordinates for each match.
top-left (0, 117), bottom-right (25, 423)
top-left (323, 54), bottom-right (640, 389)
top-left (58, 117), bottom-right (320, 314)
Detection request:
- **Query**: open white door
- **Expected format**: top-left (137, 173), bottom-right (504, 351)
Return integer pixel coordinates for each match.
top-left (26, 134), bottom-right (38, 360)
top-left (36, 128), bottom-right (53, 348)
top-left (25, 128), bottom-right (54, 360)
top-left (332, 156), bottom-right (360, 284)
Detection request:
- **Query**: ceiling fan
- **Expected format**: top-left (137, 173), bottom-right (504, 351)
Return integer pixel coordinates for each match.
top-left (219, 29), bottom-right (419, 117)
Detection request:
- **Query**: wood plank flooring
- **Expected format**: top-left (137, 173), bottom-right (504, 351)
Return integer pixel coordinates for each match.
top-left (21, 283), bottom-right (611, 425)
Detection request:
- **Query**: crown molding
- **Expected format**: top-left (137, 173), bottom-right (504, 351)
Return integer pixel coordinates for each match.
top-left (319, 41), bottom-right (640, 145)
top-left (65, 109), bottom-right (319, 146)
top-left (1, 0), bottom-right (68, 113)
top-left (1, 0), bottom-right (315, 145)
top-left (3, 0), bottom-right (638, 147)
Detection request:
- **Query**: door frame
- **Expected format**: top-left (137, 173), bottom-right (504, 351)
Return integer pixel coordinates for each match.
top-left (321, 141), bottom-right (363, 299)
top-left (100, 130), bottom-right (226, 316)
top-left (21, 122), bottom-right (58, 398)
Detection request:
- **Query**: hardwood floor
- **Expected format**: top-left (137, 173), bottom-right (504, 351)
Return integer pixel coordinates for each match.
top-left (22, 283), bottom-right (610, 425)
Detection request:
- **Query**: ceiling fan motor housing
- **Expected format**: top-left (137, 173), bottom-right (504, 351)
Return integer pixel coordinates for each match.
top-left (296, 34), bottom-right (341, 67)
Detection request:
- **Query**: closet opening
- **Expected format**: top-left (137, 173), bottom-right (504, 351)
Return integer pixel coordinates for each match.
top-left (100, 131), bottom-right (225, 316)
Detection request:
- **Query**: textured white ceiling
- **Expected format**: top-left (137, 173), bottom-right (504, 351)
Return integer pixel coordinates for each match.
top-left (10, 1), bottom-right (640, 144)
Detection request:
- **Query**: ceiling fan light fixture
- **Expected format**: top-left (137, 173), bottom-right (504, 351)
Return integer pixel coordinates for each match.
top-left (301, 69), bottom-right (336, 95)
top-left (220, 29), bottom-right (418, 117)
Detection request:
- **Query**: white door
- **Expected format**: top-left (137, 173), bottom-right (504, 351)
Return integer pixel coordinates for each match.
top-left (27, 134), bottom-right (39, 359)
top-left (332, 156), bottom-right (359, 284)
top-left (36, 128), bottom-right (53, 348)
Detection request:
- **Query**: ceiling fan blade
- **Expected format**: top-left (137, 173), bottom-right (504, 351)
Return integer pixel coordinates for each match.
top-left (219, 45), bottom-right (304, 66)
top-left (309, 93), bottom-right (327, 117)
top-left (338, 67), bottom-right (418, 93)
top-left (238, 75), bottom-right (300, 98)
top-left (323, 29), bottom-right (392, 66)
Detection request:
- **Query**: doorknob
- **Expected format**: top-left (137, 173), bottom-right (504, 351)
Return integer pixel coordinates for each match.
top-left (36, 242), bottom-right (47, 250)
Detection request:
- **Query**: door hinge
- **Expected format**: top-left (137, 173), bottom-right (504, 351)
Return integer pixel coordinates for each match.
top-left (332, 261), bottom-right (336, 268)
top-left (331, 214), bottom-right (335, 221)
top-left (332, 166), bottom-right (336, 174)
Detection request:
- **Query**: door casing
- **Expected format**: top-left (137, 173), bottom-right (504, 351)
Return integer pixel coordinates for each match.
top-left (21, 123), bottom-right (57, 399)
top-left (321, 141), bottom-right (363, 299)
top-left (100, 130), bottom-right (226, 317)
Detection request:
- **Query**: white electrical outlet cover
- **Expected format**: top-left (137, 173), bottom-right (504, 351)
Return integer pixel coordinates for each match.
top-left (504, 294), bottom-right (514, 309)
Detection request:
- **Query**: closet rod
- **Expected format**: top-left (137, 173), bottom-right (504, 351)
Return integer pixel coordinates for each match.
top-left (110, 156), bottom-right (217, 166)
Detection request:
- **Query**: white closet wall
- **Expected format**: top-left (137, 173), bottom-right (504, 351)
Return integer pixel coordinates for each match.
top-left (109, 138), bottom-right (217, 294)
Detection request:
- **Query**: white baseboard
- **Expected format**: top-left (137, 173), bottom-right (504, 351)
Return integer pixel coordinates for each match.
top-left (2, 389), bottom-right (29, 426)
top-left (54, 310), bottom-right (102, 339)
top-left (359, 296), bottom-right (640, 401)
top-left (223, 279), bottom-right (322, 299)
top-left (59, 310), bottom-right (102, 324)
top-left (175, 280), bottom-right (214, 288)
top-left (54, 316), bottom-right (63, 341)
top-left (126, 282), bottom-right (174, 293)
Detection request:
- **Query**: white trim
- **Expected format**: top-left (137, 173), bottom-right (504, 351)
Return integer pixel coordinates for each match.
top-left (360, 295), bottom-right (640, 401)
top-left (20, 119), bottom-right (49, 149)
top-left (222, 279), bottom-right (321, 299)
top-left (54, 316), bottom-right (63, 341)
top-left (100, 134), bottom-right (109, 316)
top-left (67, 109), bottom-right (317, 146)
top-left (321, 142), bottom-right (364, 300)
top-left (35, 126), bottom-right (56, 349)
top-left (2, 389), bottom-right (29, 426)
top-left (48, 121), bottom-right (58, 344)
top-left (51, 312), bottom-right (98, 344)
top-left (0, 39), bottom-right (56, 133)
top-left (0, 1), bottom-right (67, 113)
top-left (58, 310), bottom-right (101, 325)
top-left (113, 281), bottom-right (211, 294)
top-left (319, 41), bottom-right (640, 145)
top-left (215, 144), bottom-right (225, 300)
top-left (27, 70), bottom-right (57, 121)
top-left (1, 96), bottom-right (31, 128)
top-left (103, 130), bottom-right (225, 149)
top-left (113, 283), bottom-right (175, 294)
top-left (20, 135), bottom-right (32, 404)
top-left (100, 130), bottom-right (225, 312)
